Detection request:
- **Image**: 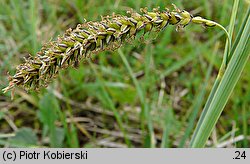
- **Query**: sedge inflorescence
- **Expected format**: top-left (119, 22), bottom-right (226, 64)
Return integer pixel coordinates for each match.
top-left (2, 4), bottom-right (218, 93)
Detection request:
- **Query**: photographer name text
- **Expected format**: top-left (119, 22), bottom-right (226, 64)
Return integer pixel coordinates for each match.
top-left (2, 150), bottom-right (88, 161)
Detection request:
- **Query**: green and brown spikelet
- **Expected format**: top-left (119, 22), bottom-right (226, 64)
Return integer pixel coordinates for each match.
top-left (2, 4), bottom-right (224, 94)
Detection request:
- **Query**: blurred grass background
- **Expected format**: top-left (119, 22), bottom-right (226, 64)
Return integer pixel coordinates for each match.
top-left (0, 0), bottom-right (249, 148)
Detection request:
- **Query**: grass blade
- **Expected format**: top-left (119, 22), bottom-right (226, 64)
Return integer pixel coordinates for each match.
top-left (223, 0), bottom-right (239, 66)
top-left (190, 0), bottom-right (242, 146)
top-left (118, 48), bottom-right (155, 147)
top-left (191, 13), bottom-right (250, 147)
top-left (89, 60), bottom-right (131, 147)
top-left (179, 42), bottom-right (219, 147)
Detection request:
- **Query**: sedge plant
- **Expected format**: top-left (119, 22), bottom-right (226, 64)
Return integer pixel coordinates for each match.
top-left (2, 4), bottom-right (229, 94)
top-left (3, 4), bottom-right (247, 148)
top-left (191, 0), bottom-right (250, 147)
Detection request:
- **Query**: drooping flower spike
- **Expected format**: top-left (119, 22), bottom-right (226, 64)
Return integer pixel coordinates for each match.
top-left (2, 4), bottom-right (229, 94)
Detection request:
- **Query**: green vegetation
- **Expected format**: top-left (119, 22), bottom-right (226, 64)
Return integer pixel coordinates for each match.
top-left (0, 0), bottom-right (249, 148)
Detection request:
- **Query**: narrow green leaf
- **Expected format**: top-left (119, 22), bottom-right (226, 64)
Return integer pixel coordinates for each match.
top-left (223, 0), bottom-right (239, 65)
top-left (89, 61), bottom-right (131, 147)
top-left (191, 14), bottom-right (250, 147)
top-left (118, 48), bottom-right (155, 148)
top-left (180, 42), bottom-right (218, 147)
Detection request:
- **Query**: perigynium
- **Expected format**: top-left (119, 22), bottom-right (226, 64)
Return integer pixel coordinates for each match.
top-left (2, 4), bottom-right (227, 94)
